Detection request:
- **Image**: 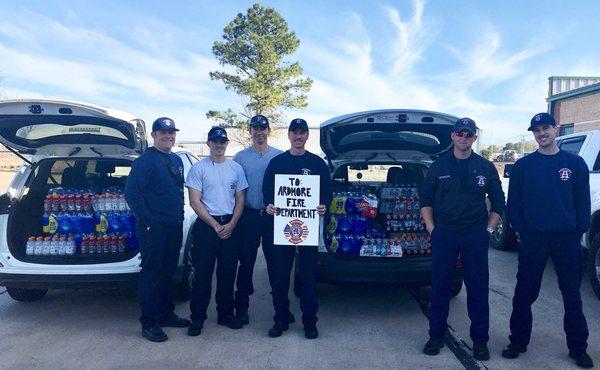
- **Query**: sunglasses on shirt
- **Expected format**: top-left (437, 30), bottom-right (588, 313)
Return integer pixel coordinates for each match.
top-left (453, 131), bottom-right (475, 138)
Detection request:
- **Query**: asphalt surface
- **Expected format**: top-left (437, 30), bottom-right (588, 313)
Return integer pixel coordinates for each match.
top-left (0, 248), bottom-right (598, 369)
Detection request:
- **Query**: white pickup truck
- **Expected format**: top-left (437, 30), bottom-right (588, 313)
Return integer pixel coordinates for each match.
top-left (492, 130), bottom-right (600, 299)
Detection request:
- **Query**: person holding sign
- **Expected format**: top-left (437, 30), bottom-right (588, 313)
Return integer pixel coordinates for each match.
top-left (232, 115), bottom-right (285, 326)
top-left (262, 118), bottom-right (333, 340)
top-left (185, 127), bottom-right (249, 336)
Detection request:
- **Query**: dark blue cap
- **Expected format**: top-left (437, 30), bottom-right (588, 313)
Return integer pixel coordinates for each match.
top-left (453, 117), bottom-right (477, 135)
top-left (288, 118), bottom-right (309, 132)
top-left (528, 112), bottom-right (556, 131)
top-left (250, 114), bottom-right (269, 127)
top-left (207, 126), bottom-right (229, 141)
top-left (152, 117), bottom-right (179, 132)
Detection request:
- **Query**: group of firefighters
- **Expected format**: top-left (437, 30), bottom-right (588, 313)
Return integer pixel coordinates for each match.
top-left (123, 112), bottom-right (594, 368)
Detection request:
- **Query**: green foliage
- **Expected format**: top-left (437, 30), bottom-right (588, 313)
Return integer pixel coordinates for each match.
top-left (207, 3), bottom-right (313, 136)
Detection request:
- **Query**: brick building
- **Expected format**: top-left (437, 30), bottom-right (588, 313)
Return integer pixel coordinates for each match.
top-left (547, 76), bottom-right (600, 135)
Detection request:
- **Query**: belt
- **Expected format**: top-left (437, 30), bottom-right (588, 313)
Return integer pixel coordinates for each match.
top-left (246, 207), bottom-right (267, 216)
top-left (212, 214), bottom-right (233, 223)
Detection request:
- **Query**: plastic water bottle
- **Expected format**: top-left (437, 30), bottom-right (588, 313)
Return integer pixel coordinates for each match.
top-left (57, 236), bottom-right (66, 256)
top-left (66, 236), bottom-right (75, 255)
top-left (26, 237), bottom-right (35, 256)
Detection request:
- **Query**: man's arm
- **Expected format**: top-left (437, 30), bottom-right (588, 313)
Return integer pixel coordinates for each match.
top-left (188, 187), bottom-right (223, 235)
top-left (124, 159), bottom-right (155, 226)
top-left (317, 159), bottom-right (333, 216)
top-left (506, 162), bottom-right (525, 234)
top-left (419, 162), bottom-right (438, 235)
top-left (487, 161), bottom-right (505, 230)
top-left (421, 206), bottom-right (435, 235)
top-left (574, 157), bottom-right (591, 235)
top-left (263, 161), bottom-right (277, 214)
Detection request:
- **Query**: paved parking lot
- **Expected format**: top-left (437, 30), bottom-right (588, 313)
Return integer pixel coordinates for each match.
top-left (0, 247), bottom-right (598, 369)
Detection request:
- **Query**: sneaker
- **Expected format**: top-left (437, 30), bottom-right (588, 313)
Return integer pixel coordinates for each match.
top-left (304, 327), bottom-right (319, 340)
top-left (217, 315), bottom-right (244, 330)
top-left (159, 314), bottom-right (191, 328)
top-left (473, 342), bottom-right (490, 361)
top-left (423, 337), bottom-right (445, 356)
top-left (501, 343), bottom-right (527, 359)
top-left (569, 351), bottom-right (594, 369)
top-left (142, 326), bottom-right (168, 342)
top-left (268, 322), bottom-right (289, 338)
top-left (236, 311), bottom-right (249, 326)
top-left (187, 322), bottom-right (203, 337)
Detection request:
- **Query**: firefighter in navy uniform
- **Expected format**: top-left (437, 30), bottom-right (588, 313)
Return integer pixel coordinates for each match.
top-left (125, 117), bottom-right (191, 343)
top-left (502, 113), bottom-right (593, 369)
top-left (420, 118), bottom-right (505, 361)
top-left (262, 118), bottom-right (333, 340)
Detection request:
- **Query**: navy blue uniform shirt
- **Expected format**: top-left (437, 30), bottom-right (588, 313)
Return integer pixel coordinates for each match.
top-left (125, 147), bottom-right (184, 226)
top-left (507, 150), bottom-right (590, 235)
top-left (420, 152), bottom-right (505, 233)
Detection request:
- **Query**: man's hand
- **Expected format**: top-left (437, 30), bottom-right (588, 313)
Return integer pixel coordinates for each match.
top-left (218, 222), bottom-right (235, 239)
top-left (316, 204), bottom-right (326, 216)
top-left (426, 224), bottom-right (435, 236)
top-left (266, 204), bottom-right (278, 215)
top-left (213, 223), bottom-right (225, 235)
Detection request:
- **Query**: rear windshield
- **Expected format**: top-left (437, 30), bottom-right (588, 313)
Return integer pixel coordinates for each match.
top-left (42, 159), bottom-right (131, 190)
top-left (336, 163), bottom-right (424, 185)
top-left (16, 124), bottom-right (128, 141)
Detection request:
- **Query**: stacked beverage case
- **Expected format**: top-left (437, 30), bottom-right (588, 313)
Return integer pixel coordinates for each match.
top-left (26, 187), bottom-right (138, 257)
top-left (326, 184), bottom-right (431, 257)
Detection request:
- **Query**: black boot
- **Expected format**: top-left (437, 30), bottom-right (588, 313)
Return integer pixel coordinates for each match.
top-left (218, 315), bottom-right (244, 329)
top-left (142, 325), bottom-right (168, 342)
top-left (501, 343), bottom-right (527, 359)
top-left (569, 351), bottom-right (594, 369)
top-left (423, 337), bottom-right (444, 355)
top-left (268, 322), bottom-right (289, 338)
top-left (473, 342), bottom-right (490, 361)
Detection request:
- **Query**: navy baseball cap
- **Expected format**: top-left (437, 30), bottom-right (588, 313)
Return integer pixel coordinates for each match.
top-left (528, 112), bottom-right (556, 131)
top-left (250, 114), bottom-right (269, 128)
top-left (207, 126), bottom-right (229, 141)
top-left (453, 117), bottom-right (477, 135)
top-left (152, 117), bottom-right (179, 132)
top-left (288, 118), bottom-right (309, 132)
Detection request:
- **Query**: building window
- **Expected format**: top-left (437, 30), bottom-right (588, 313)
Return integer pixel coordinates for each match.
top-left (559, 123), bottom-right (574, 135)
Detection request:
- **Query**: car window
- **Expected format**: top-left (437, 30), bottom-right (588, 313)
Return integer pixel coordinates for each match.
top-left (558, 136), bottom-right (585, 155)
top-left (176, 152), bottom-right (192, 178)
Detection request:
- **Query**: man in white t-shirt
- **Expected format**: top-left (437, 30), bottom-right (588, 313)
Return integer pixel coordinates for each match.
top-left (185, 127), bottom-right (249, 336)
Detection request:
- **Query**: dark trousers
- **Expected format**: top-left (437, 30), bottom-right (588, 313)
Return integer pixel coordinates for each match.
top-left (272, 245), bottom-right (318, 328)
top-left (429, 227), bottom-right (490, 343)
top-left (234, 208), bottom-right (275, 312)
top-left (509, 230), bottom-right (589, 354)
top-left (137, 221), bottom-right (183, 330)
top-left (189, 216), bottom-right (240, 324)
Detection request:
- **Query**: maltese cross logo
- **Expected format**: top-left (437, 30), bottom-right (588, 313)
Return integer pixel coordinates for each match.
top-left (558, 168), bottom-right (572, 181)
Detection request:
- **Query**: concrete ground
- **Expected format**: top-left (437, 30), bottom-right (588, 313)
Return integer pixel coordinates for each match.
top-left (0, 247), bottom-right (598, 369)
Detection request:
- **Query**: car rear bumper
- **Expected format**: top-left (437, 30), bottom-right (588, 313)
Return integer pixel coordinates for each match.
top-left (0, 272), bottom-right (139, 289)
top-left (314, 252), bottom-right (462, 286)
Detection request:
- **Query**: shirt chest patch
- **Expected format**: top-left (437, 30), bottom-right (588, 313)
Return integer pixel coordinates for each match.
top-left (475, 175), bottom-right (487, 187)
top-left (301, 168), bottom-right (311, 175)
top-left (558, 167), bottom-right (572, 181)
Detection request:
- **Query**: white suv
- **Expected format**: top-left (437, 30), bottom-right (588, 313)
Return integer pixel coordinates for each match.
top-left (0, 100), bottom-right (197, 301)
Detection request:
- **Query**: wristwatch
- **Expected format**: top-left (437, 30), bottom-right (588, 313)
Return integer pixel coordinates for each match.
top-left (486, 227), bottom-right (495, 234)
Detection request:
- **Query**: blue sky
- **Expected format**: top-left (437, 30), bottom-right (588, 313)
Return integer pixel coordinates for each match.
top-left (0, 0), bottom-right (599, 147)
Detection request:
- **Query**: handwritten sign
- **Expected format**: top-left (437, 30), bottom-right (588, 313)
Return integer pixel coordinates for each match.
top-left (273, 174), bottom-right (320, 246)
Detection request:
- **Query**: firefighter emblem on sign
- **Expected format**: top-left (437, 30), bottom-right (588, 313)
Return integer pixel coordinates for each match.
top-left (558, 168), bottom-right (572, 181)
top-left (283, 219), bottom-right (309, 245)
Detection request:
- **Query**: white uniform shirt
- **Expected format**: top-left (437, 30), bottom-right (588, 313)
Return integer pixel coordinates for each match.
top-left (185, 158), bottom-right (249, 216)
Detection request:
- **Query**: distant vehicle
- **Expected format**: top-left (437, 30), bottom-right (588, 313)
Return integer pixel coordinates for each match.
top-left (495, 150), bottom-right (518, 162)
